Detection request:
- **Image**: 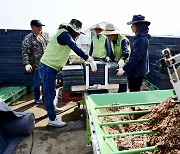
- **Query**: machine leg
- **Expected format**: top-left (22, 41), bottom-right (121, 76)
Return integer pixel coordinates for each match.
top-left (86, 116), bottom-right (91, 147)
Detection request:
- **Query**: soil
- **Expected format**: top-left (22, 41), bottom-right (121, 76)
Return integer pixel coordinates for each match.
top-left (101, 98), bottom-right (180, 154)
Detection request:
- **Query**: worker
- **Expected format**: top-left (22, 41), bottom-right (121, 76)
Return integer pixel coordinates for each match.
top-left (89, 24), bottom-right (111, 62)
top-left (104, 23), bottom-right (131, 92)
top-left (39, 19), bottom-right (97, 127)
top-left (22, 20), bottom-right (49, 104)
top-left (117, 15), bottom-right (151, 92)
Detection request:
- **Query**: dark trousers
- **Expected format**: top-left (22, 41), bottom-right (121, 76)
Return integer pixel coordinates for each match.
top-left (33, 69), bottom-right (42, 102)
top-left (118, 84), bottom-right (127, 93)
top-left (128, 76), bottom-right (144, 92)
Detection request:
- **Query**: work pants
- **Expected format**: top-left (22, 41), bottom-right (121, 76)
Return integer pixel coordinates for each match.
top-left (38, 63), bottom-right (57, 121)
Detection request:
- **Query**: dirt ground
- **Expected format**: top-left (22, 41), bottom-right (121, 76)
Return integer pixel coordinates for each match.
top-left (9, 91), bottom-right (93, 154)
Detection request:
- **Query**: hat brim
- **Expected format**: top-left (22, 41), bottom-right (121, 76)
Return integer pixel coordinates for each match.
top-left (68, 24), bottom-right (85, 35)
top-left (90, 28), bottom-right (104, 32)
top-left (127, 20), bottom-right (151, 25)
top-left (32, 24), bottom-right (45, 27)
top-left (103, 30), bottom-right (120, 35)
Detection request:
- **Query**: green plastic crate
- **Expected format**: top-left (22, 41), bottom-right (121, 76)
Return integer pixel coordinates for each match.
top-left (0, 86), bottom-right (27, 105)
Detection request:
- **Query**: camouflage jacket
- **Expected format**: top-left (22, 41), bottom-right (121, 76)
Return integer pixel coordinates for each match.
top-left (22, 32), bottom-right (49, 70)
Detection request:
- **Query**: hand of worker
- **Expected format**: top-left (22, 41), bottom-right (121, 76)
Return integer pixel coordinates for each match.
top-left (116, 68), bottom-right (125, 76)
top-left (87, 57), bottom-right (97, 73)
top-left (25, 64), bottom-right (33, 73)
top-left (105, 57), bottom-right (111, 62)
top-left (118, 59), bottom-right (125, 68)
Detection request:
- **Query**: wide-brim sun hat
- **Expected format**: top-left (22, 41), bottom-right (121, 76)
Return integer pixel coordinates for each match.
top-left (127, 14), bottom-right (151, 26)
top-left (66, 19), bottom-right (85, 34)
top-left (90, 24), bottom-right (104, 32)
top-left (103, 23), bottom-right (120, 35)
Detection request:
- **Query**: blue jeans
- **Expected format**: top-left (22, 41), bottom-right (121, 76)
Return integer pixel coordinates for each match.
top-left (33, 69), bottom-right (42, 102)
top-left (38, 62), bottom-right (57, 121)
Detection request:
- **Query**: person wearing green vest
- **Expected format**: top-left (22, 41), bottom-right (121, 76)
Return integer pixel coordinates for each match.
top-left (104, 23), bottom-right (131, 92)
top-left (39, 19), bottom-right (97, 127)
top-left (89, 24), bottom-right (111, 62)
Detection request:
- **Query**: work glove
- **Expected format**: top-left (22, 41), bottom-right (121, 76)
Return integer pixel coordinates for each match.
top-left (87, 57), bottom-right (97, 73)
top-left (25, 64), bottom-right (33, 73)
top-left (116, 68), bottom-right (125, 76)
top-left (118, 59), bottom-right (125, 68)
top-left (105, 57), bottom-right (111, 62)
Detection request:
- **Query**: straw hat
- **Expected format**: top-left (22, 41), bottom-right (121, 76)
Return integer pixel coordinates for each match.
top-left (103, 23), bottom-right (120, 35)
top-left (90, 24), bottom-right (104, 32)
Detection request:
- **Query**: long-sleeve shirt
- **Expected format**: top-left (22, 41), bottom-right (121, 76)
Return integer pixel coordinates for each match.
top-left (22, 32), bottom-right (49, 70)
top-left (123, 33), bottom-right (150, 77)
top-left (57, 31), bottom-right (88, 60)
top-left (121, 39), bottom-right (130, 60)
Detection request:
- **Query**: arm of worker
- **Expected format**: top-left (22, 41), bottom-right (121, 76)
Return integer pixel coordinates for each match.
top-left (89, 41), bottom-right (93, 56)
top-left (108, 41), bottom-right (115, 61)
top-left (118, 39), bottom-right (130, 68)
top-left (57, 32), bottom-right (97, 72)
top-left (22, 37), bottom-right (33, 73)
top-left (121, 39), bottom-right (130, 60)
top-left (105, 38), bottom-right (111, 62)
top-left (123, 37), bottom-right (148, 73)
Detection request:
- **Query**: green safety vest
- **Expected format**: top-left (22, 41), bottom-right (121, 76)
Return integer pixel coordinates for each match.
top-left (40, 29), bottom-right (71, 71)
top-left (111, 34), bottom-right (130, 62)
top-left (92, 34), bottom-right (106, 58)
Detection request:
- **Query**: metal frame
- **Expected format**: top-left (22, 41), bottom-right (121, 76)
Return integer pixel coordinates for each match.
top-left (86, 63), bottom-right (108, 90)
top-left (85, 90), bottom-right (174, 153)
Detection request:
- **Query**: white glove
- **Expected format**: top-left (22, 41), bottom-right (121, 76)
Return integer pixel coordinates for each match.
top-left (25, 64), bottom-right (33, 73)
top-left (89, 60), bottom-right (97, 72)
top-left (106, 57), bottom-right (111, 62)
top-left (118, 59), bottom-right (125, 68)
top-left (116, 68), bottom-right (125, 76)
top-left (87, 57), bottom-right (97, 72)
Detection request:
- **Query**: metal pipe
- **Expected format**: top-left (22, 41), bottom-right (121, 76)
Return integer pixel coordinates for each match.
top-left (95, 102), bottom-right (160, 109)
top-left (100, 119), bottom-right (155, 127)
top-left (97, 110), bottom-right (151, 117)
top-left (103, 130), bottom-right (155, 139)
top-left (111, 146), bottom-right (160, 154)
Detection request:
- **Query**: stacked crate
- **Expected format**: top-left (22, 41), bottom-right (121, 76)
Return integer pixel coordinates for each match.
top-left (146, 36), bottom-right (180, 89)
top-left (108, 62), bottom-right (127, 84)
top-left (0, 29), bottom-right (34, 87)
top-left (0, 29), bottom-right (48, 87)
top-left (62, 65), bottom-right (85, 92)
top-left (87, 61), bottom-right (106, 86)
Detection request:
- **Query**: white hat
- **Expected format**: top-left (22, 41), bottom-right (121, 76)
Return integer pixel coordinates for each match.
top-left (103, 23), bottom-right (120, 35)
top-left (90, 24), bottom-right (104, 32)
